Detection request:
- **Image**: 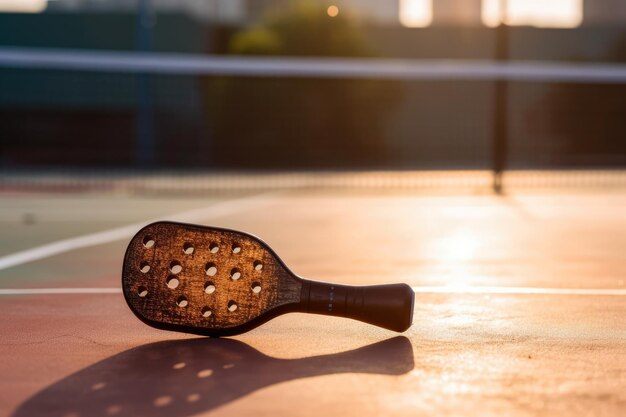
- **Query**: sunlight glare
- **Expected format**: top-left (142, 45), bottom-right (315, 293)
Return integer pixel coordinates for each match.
top-left (437, 232), bottom-right (477, 262)
top-left (327, 5), bottom-right (339, 18)
top-left (399, 0), bottom-right (433, 28)
top-left (0, 0), bottom-right (46, 12)
top-left (428, 231), bottom-right (481, 289)
top-left (482, 0), bottom-right (503, 27)
top-left (482, 0), bottom-right (583, 28)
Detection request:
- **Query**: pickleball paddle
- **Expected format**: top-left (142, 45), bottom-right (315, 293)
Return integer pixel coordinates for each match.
top-left (122, 221), bottom-right (414, 336)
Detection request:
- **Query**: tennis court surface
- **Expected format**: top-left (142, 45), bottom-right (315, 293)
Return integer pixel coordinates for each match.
top-left (3, 2), bottom-right (626, 416)
top-left (1, 175), bottom-right (625, 417)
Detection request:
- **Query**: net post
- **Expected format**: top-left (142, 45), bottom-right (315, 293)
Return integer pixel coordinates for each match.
top-left (135, 0), bottom-right (156, 167)
top-left (492, 4), bottom-right (510, 194)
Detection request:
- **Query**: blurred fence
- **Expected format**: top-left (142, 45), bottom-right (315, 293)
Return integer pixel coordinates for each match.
top-left (1, 47), bottom-right (626, 172)
top-left (1, 7), bottom-right (626, 193)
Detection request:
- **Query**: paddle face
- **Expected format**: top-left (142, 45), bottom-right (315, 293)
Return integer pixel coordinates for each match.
top-left (122, 222), bottom-right (302, 336)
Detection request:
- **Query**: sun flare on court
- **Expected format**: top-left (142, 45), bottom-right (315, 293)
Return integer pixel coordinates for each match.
top-left (433, 231), bottom-right (479, 262)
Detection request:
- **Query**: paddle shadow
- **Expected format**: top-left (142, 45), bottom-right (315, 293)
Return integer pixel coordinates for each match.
top-left (12, 336), bottom-right (414, 417)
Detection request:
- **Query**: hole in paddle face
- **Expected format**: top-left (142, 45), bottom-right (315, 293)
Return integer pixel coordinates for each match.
top-left (166, 276), bottom-right (179, 289)
top-left (91, 382), bottom-right (106, 391)
top-left (251, 282), bottom-right (262, 294)
top-left (143, 236), bottom-right (155, 248)
top-left (232, 244), bottom-right (241, 254)
top-left (228, 300), bottom-right (238, 312)
top-left (205, 263), bottom-right (217, 276)
top-left (254, 260), bottom-right (263, 271)
top-left (177, 296), bottom-right (188, 308)
top-left (209, 243), bottom-right (219, 253)
top-left (138, 286), bottom-right (148, 298)
top-left (139, 261), bottom-right (150, 273)
top-left (170, 261), bottom-right (182, 274)
top-left (154, 396), bottom-right (172, 407)
top-left (201, 307), bottom-right (212, 318)
top-left (183, 242), bottom-right (194, 255)
top-left (230, 268), bottom-right (241, 281)
top-left (204, 282), bottom-right (216, 294)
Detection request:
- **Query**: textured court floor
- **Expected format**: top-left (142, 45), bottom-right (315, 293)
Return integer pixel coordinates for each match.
top-left (1, 186), bottom-right (625, 417)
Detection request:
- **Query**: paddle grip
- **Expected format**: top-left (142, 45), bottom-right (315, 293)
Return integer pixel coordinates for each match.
top-left (299, 280), bottom-right (414, 332)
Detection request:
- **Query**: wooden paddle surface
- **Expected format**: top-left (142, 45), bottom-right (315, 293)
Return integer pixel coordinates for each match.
top-left (123, 222), bottom-right (414, 336)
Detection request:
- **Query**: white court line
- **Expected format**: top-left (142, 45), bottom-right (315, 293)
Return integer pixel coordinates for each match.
top-left (1, 286), bottom-right (625, 296)
top-left (0, 288), bottom-right (122, 295)
top-left (411, 286), bottom-right (626, 296)
top-left (0, 192), bottom-right (281, 271)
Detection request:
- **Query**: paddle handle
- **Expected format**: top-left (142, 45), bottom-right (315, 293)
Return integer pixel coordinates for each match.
top-left (299, 280), bottom-right (414, 332)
